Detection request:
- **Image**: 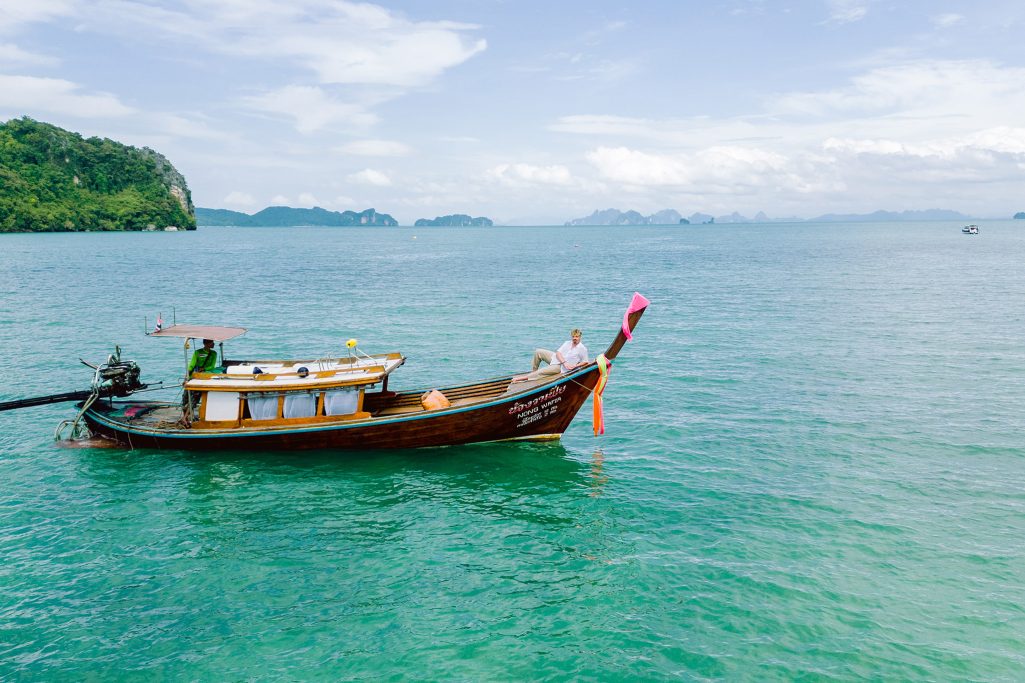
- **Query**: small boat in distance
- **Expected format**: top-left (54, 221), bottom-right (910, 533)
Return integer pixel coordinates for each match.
top-left (961, 224), bottom-right (979, 234)
top-left (33, 293), bottom-right (649, 451)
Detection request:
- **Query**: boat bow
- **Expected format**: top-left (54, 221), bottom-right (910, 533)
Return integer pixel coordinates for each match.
top-left (603, 292), bottom-right (650, 361)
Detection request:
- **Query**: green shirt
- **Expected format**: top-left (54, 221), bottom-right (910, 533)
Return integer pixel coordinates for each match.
top-left (188, 347), bottom-right (218, 375)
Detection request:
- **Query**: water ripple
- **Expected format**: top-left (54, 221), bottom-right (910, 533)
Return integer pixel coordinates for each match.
top-left (3, 224), bottom-right (1025, 678)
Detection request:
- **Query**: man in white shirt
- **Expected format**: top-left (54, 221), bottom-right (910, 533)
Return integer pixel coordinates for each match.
top-left (513, 329), bottom-right (589, 382)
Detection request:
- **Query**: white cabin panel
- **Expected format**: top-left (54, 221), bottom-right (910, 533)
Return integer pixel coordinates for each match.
top-left (325, 388), bottom-right (359, 415)
top-left (205, 392), bottom-right (240, 421)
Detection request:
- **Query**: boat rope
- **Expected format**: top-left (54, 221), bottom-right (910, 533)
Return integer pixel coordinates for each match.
top-left (592, 354), bottom-right (611, 436)
top-left (54, 388), bottom-right (99, 441)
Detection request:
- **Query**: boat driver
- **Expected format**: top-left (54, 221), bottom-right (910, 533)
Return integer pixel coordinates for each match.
top-left (188, 338), bottom-right (219, 376)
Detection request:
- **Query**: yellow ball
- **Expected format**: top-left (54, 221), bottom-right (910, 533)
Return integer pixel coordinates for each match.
top-left (346, 338), bottom-right (358, 348)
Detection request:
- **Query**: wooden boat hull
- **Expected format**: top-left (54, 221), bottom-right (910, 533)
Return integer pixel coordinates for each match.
top-left (79, 292), bottom-right (649, 451)
top-left (82, 366), bottom-right (601, 451)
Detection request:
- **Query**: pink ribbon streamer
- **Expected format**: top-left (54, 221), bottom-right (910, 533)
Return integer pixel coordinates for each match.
top-left (621, 292), bottom-right (650, 341)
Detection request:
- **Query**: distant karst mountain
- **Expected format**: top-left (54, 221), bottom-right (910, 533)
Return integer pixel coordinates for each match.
top-left (567, 207), bottom-right (977, 226)
top-left (808, 209), bottom-right (971, 222)
top-left (414, 214), bottom-right (493, 227)
top-left (566, 208), bottom-right (778, 225)
top-left (196, 206), bottom-right (397, 227)
top-left (566, 208), bottom-right (738, 225)
top-left (565, 209), bottom-right (684, 226)
top-left (0, 117), bottom-right (195, 232)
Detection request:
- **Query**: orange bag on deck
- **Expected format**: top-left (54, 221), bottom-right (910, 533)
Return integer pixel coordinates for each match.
top-left (420, 389), bottom-right (451, 411)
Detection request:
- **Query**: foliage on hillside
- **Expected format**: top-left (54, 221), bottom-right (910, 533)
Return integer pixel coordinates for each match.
top-left (414, 214), bottom-right (493, 227)
top-left (195, 206), bottom-right (397, 226)
top-left (0, 117), bottom-right (195, 232)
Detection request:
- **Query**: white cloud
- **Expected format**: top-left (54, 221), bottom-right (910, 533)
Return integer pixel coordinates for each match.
top-left (519, 49), bottom-right (636, 85)
top-left (551, 114), bottom-right (697, 143)
top-left (767, 60), bottom-right (1025, 135)
top-left (337, 139), bottom-right (412, 157)
top-left (0, 42), bottom-right (58, 66)
top-left (270, 195), bottom-right (290, 205)
top-left (584, 148), bottom-right (692, 186)
top-left (550, 62), bottom-right (1025, 154)
top-left (823, 126), bottom-right (1025, 160)
top-left (0, 74), bottom-right (134, 117)
top-left (8, 0), bottom-right (1018, 221)
top-left (152, 113), bottom-right (233, 141)
top-left (80, 0), bottom-right (486, 88)
top-left (580, 20), bottom-right (627, 44)
top-left (825, 0), bottom-right (868, 24)
top-left (486, 163), bottom-right (574, 186)
top-left (244, 86), bottom-right (377, 134)
top-left (584, 146), bottom-right (800, 191)
top-left (563, 60), bottom-right (637, 84)
top-left (223, 191), bottom-right (255, 206)
top-left (396, 178), bottom-right (490, 212)
top-left (964, 126), bottom-right (1025, 155)
top-left (0, 0), bottom-right (76, 32)
top-left (932, 13), bottom-right (963, 29)
top-left (822, 137), bottom-right (909, 156)
top-left (542, 59), bottom-right (1025, 212)
top-left (294, 29), bottom-right (486, 87)
top-left (297, 192), bottom-right (320, 207)
top-left (347, 168), bottom-right (392, 186)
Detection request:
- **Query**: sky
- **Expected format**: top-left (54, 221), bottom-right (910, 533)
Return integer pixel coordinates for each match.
top-left (1, 0), bottom-right (1024, 224)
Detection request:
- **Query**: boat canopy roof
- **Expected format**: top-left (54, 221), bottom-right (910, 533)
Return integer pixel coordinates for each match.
top-left (149, 324), bottom-right (247, 341)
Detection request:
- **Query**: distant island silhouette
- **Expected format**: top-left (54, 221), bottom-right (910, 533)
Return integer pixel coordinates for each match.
top-left (414, 214), bottom-right (493, 227)
top-left (192, 205), bottom-right (1010, 229)
top-left (565, 208), bottom-right (975, 226)
top-left (196, 206), bottom-right (397, 227)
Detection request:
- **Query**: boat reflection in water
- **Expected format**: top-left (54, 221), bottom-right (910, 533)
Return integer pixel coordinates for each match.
top-left (589, 448), bottom-right (609, 497)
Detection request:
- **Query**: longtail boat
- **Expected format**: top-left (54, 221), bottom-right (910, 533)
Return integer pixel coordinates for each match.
top-left (3, 294), bottom-right (648, 451)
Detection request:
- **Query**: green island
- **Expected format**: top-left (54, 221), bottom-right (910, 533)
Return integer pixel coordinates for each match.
top-left (1014, 212), bottom-right (1025, 219)
top-left (414, 214), bottom-right (493, 227)
top-left (196, 206), bottom-right (397, 227)
top-left (0, 117), bottom-right (195, 233)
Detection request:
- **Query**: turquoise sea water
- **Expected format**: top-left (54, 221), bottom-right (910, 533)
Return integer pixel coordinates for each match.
top-left (2, 222), bottom-right (1024, 679)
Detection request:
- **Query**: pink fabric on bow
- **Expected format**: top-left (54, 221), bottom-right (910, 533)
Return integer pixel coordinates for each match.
top-left (621, 292), bottom-right (650, 341)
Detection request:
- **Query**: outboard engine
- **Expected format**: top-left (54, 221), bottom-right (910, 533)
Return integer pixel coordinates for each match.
top-left (54, 346), bottom-right (148, 441)
top-left (0, 345), bottom-right (149, 414)
top-left (93, 346), bottom-right (145, 397)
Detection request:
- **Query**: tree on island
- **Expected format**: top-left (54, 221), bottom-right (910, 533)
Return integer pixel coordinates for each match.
top-left (1014, 212), bottom-right (1025, 219)
top-left (195, 206), bottom-right (397, 227)
top-left (0, 117), bottom-right (195, 232)
top-left (414, 214), bottom-right (493, 227)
